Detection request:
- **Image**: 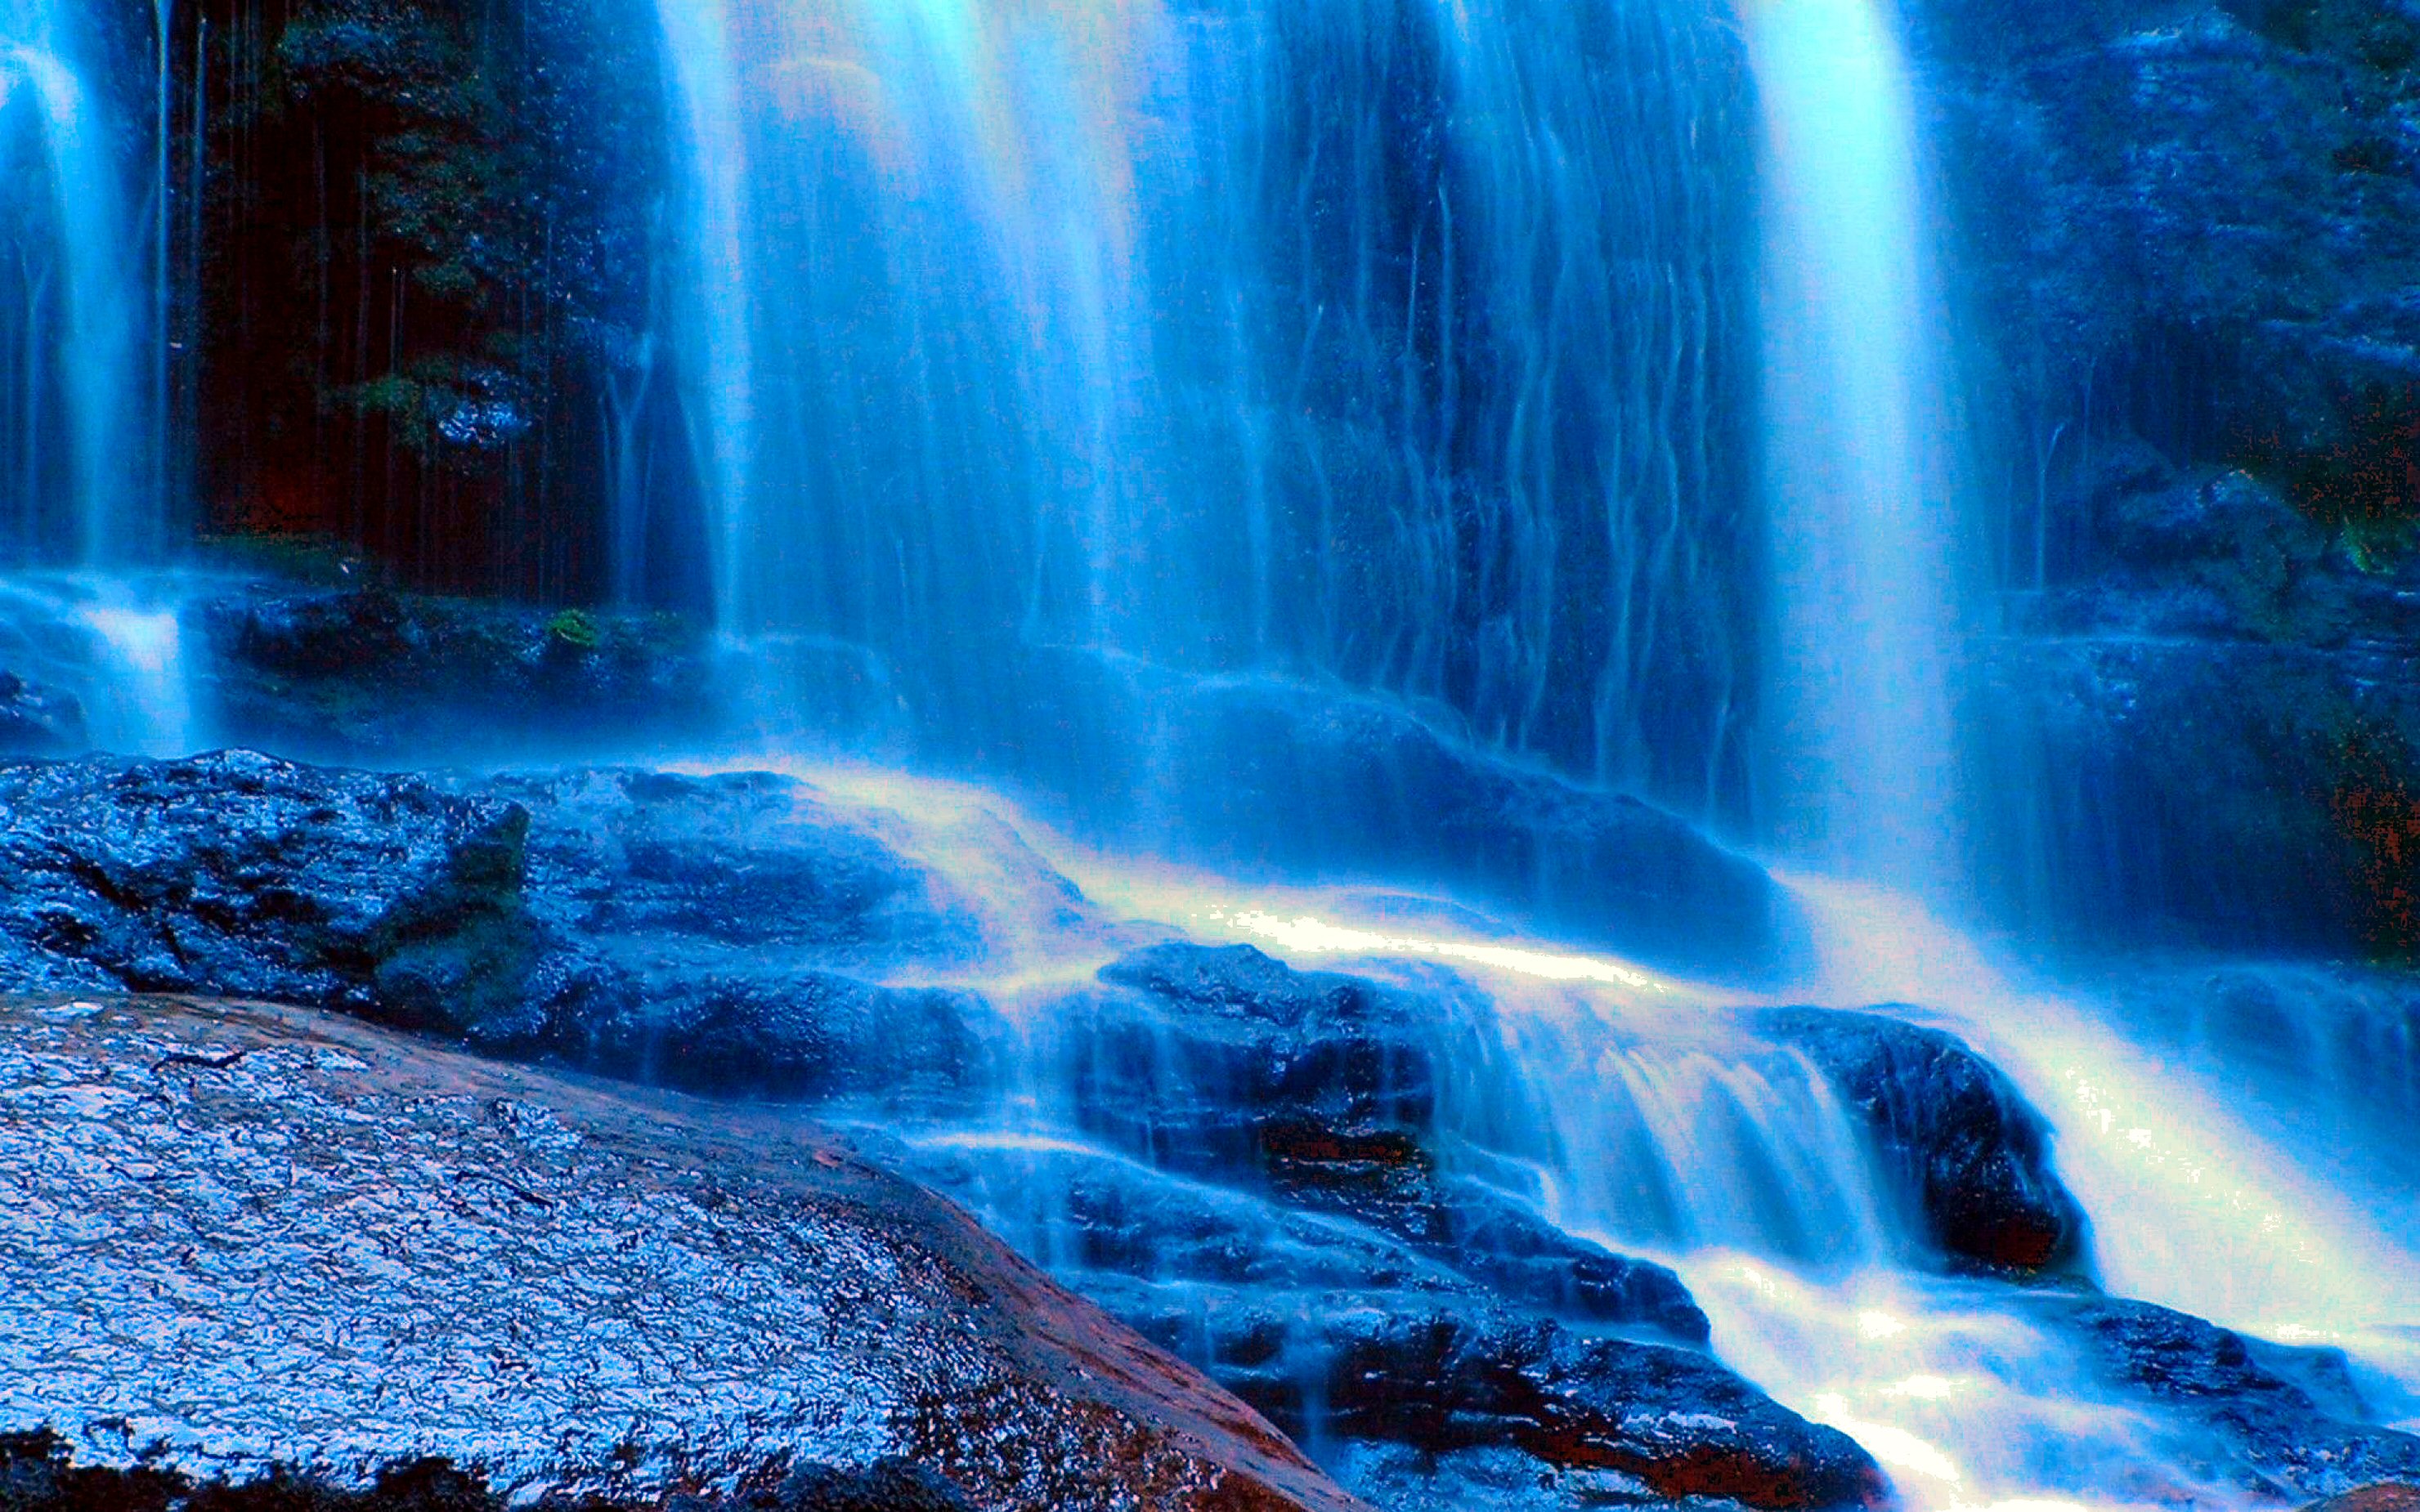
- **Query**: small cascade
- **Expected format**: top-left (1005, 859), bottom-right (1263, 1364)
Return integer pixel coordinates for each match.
top-left (0, 574), bottom-right (200, 757)
top-left (1743, 0), bottom-right (1963, 889)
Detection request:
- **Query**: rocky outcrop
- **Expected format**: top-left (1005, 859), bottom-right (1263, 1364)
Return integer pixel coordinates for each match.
top-left (1759, 1009), bottom-right (2091, 1274)
top-left (2032, 1294), bottom-right (2420, 1501)
top-left (0, 754), bottom-right (1011, 1098)
top-left (196, 588), bottom-right (721, 762)
top-left (0, 993), bottom-right (1364, 1512)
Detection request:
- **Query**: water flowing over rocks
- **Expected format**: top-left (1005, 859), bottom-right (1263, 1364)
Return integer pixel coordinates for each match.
top-left (0, 749), bottom-right (1894, 1509)
top-left (1757, 1009), bottom-right (2091, 1274)
top-left (5, 748), bottom-right (2415, 1510)
top-left (0, 993), bottom-right (1363, 1512)
top-left (2028, 1295), bottom-right (2420, 1501)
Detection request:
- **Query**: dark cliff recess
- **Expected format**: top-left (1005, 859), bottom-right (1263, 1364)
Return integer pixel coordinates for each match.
top-left (1918, 0), bottom-right (2420, 951)
top-left (196, 0), bottom-right (696, 604)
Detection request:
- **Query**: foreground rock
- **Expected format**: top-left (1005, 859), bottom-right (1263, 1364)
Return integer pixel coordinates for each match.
top-left (0, 993), bottom-right (1362, 1512)
top-left (892, 942), bottom-right (1895, 1510)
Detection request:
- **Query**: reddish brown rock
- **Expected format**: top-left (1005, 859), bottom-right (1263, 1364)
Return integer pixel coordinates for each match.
top-left (0, 994), bottom-right (1365, 1512)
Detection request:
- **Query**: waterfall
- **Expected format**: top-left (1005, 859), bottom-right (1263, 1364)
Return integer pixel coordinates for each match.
top-left (0, 1), bottom-right (158, 566)
top-left (644, 0), bottom-right (1758, 815)
top-left (1743, 0), bottom-right (1962, 890)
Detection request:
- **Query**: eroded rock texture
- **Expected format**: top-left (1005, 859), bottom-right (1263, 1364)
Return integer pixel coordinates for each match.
top-left (0, 993), bottom-right (1361, 1512)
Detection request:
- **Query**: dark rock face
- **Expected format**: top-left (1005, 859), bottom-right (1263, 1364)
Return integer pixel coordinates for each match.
top-left (1914, 0), bottom-right (2420, 951)
top-left (0, 751), bottom-right (537, 1027)
top-left (0, 672), bottom-right (83, 758)
top-left (197, 588), bottom-right (721, 762)
top-left (2036, 1295), bottom-right (2420, 1501)
top-left (0, 994), bottom-right (1363, 1512)
top-left (195, 0), bottom-right (690, 603)
top-left (1071, 944), bottom-right (1708, 1342)
top-left (1759, 1008), bottom-right (2091, 1274)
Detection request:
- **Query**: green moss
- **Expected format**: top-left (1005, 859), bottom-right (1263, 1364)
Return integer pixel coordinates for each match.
top-left (545, 608), bottom-right (603, 651)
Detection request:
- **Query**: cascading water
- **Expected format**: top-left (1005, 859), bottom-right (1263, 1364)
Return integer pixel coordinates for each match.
top-left (1743, 0), bottom-right (1961, 889)
top-left (645, 0), bottom-right (1759, 816)
top-left (615, 0), bottom-right (2420, 1505)
top-left (0, 2), bottom-right (195, 758)
top-left (0, 0), bottom-right (161, 566)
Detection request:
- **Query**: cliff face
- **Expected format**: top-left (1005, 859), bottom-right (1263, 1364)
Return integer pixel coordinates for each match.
top-left (193, 0), bottom-right (697, 606)
top-left (1914, 0), bottom-right (2420, 953)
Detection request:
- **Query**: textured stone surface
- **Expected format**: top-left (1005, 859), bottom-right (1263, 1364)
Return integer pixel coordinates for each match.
top-left (0, 993), bottom-right (1362, 1512)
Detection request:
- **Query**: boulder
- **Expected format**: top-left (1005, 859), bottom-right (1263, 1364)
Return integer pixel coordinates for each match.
top-left (0, 992), bottom-right (1364, 1512)
top-left (2037, 1295), bottom-right (2420, 1501)
top-left (1757, 1008), bottom-right (2091, 1274)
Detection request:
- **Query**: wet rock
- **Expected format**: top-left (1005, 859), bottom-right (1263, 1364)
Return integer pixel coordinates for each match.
top-left (0, 754), bottom-right (1012, 1102)
top-left (1079, 943), bottom-right (1705, 1340)
top-left (197, 589), bottom-right (719, 762)
top-left (2037, 1295), bottom-right (2420, 1501)
top-left (0, 751), bottom-right (538, 1031)
top-left (0, 671), bottom-right (84, 757)
top-left (0, 993), bottom-right (1363, 1512)
top-left (1758, 1008), bottom-right (2091, 1274)
top-left (1090, 1277), bottom-right (1888, 1512)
